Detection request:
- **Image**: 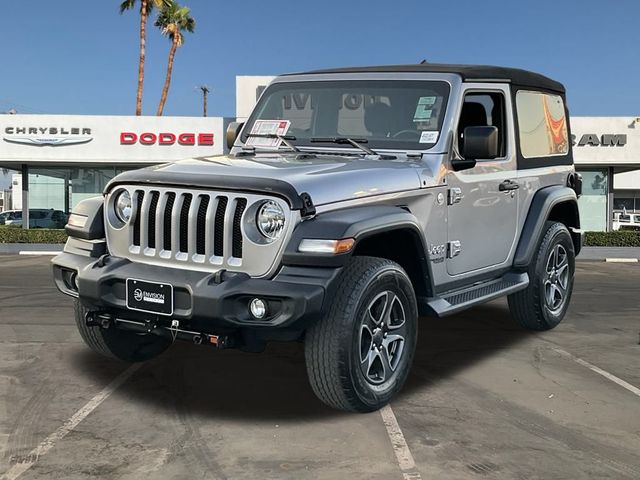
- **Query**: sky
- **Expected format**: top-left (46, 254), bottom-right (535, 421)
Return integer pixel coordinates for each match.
top-left (1, 0), bottom-right (638, 118)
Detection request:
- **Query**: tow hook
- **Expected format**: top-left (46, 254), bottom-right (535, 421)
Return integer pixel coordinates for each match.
top-left (96, 254), bottom-right (110, 268)
top-left (85, 311), bottom-right (113, 329)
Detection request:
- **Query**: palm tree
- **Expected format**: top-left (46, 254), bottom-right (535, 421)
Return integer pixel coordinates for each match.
top-left (119, 0), bottom-right (169, 115)
top-left (155, 2), bottom-right (195, 116)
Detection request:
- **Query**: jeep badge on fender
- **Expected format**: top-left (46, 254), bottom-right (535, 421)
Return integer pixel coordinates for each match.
top-left (52, 63), bottom-right (582, 413)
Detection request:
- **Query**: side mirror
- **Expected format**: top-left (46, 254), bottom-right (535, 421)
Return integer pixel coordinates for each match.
top-left (226, 121), bottom-right (244, 149)
top-left (452, 126), bottom-right (499, 171)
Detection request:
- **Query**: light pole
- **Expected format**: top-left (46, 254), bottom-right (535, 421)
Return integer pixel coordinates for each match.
top-left (197, 85), bottom-right (210, 117)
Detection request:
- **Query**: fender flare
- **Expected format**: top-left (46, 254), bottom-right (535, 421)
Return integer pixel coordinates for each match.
top-left (513, 185), bottom-right (580, 268)
top-left (283, 205), bottom-right (430, 269)
top-left (65, 196), bottom-right (104, 240)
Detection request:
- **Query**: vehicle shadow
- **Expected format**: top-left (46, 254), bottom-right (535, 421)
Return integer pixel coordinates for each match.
top-left (402, 301), bottom-right (531, 396)
top-left (71, 300), bottom-right (532, 421)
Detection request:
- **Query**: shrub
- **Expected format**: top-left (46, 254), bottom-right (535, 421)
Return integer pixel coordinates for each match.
top-left (584, 230), bottom-right (640, 247)
top-left (0, 226), bottom-right (68, 244)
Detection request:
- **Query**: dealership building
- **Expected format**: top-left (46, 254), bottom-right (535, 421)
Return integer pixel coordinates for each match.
top-left (0, 77), bottom-right (638, 231)
top-left (0, 115), bottom-right (232, 226)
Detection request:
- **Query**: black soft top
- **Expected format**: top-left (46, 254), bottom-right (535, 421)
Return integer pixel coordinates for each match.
top-left (285, 63), bottom-right (565, 94)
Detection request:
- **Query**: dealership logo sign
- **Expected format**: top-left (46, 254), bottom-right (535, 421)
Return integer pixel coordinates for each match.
top-left (120, 132), bottom-right (214, 146)
top-left (3, 127), bottom-right (93, 146)
top-left (571, 133), bottom-right (627, 147)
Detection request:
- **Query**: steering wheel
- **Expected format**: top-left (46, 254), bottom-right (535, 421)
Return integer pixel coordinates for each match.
top-left (392, 130), bottom-right (420, 140)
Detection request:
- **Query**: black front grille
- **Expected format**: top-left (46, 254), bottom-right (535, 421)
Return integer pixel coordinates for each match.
top-left (232, 199), bottom-right (247, 258)
top-left (133, 191), bottom-right (144, 246)
top-left (214, 197), bottom-right (228, 257)
top-left (196, 195), bottom-right (209, 255)
top-left (147, 191), bottom-right (159, 249)
top-left (179, 194), bottom-right (193, 253)
top-left (163, 192), bottom-right (176, 251)
top-left (130, 189), bottom-right (249, 262)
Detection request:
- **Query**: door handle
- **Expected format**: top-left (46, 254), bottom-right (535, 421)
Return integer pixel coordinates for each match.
top-left (499, 179), bottom-right (520, 191)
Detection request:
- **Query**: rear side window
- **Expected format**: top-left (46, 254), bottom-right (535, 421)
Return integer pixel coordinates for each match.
top-left (516, 91), bottom-right (568, 158)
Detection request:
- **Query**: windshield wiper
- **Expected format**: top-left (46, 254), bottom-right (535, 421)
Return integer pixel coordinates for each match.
top-left (244, 133), bottom-right (300, 152)
top-left (310, 137), bottom-right (376, 156)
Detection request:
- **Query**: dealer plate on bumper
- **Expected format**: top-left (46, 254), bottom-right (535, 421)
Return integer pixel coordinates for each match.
top-left (126, 278), bottom-right (173, 316)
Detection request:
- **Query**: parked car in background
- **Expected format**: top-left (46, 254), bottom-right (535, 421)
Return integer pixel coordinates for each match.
top-left (0, 209), bottom-right (67, 228)
top-left (612, 211), bottom-right (640, 231)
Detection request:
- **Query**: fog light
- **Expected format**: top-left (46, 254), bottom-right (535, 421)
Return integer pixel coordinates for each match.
top-left (249, 298), bottom-right (267, 319)
top-left (61, 269), bottom-right (79, 292)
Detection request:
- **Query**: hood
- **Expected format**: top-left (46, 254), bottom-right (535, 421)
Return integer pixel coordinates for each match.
top-left (109, 153), bottom-right (432, 207)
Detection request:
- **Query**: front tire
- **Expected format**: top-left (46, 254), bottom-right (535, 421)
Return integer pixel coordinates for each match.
top-left (74, 301), bottom-right (171, 362)
top-left (305, 257), bottom-right (418, 412)
top-left (508, 221), bottom-right (575, 331)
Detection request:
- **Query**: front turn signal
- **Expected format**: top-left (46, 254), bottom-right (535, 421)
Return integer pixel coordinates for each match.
top-left (298, 238), bottom-right (355, 254)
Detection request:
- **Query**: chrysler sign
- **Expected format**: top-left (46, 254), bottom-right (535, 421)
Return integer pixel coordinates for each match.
top-left (3, 126), bottom-right (93, 146)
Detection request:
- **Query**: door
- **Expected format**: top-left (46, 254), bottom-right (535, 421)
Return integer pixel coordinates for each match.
top-left (446, 85), bottom-right (519, 276)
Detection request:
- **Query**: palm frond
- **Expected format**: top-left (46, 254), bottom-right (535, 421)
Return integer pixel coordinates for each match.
top-left (120, 0), bottom-right (169, 15)
top-left (154, 1), bottom-right (195, 43)
top-left (119, 0), bottom-right (136, 14)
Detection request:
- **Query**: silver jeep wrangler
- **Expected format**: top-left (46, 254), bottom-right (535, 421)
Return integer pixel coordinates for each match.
top-left (53, 64), bottom-right (583, 412)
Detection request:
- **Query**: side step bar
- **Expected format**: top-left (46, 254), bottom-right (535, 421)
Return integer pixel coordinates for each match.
top-left (422, 272), bottom-right (529, 317)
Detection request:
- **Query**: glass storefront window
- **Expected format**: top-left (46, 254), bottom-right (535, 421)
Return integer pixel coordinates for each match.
top-left (613, 197), bottom-right (634, 212)
top-left (28, 167), bottom-right (132, 217)
top-left (577, 169), bottom-right (609, 232)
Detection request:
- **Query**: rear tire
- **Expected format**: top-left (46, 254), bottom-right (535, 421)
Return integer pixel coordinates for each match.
top-left (74, 301), bottom-right (171, 362)
top-left (305, 257), bottom-right (418, 412)
top-left (508, 221), bottom-right (575, 331)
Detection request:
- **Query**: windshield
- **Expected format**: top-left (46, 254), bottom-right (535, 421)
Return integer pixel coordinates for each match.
top-left (242, 80), bottom-right (450, 151)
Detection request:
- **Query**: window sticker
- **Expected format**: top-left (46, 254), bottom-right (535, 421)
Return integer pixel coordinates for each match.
top-left (419, 131), bottom-right (439, 144)
top-left (413, 96), bottom-right (436, 122)
top-left (246, 120), bottom-right (291, 148)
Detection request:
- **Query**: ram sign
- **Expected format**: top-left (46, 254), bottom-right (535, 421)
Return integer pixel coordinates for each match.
top-left (570, 117), bottom-right (639, 166)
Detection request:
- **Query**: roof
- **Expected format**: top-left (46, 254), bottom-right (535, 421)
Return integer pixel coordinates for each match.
top-left (285, 63), bottom-right (565, 94)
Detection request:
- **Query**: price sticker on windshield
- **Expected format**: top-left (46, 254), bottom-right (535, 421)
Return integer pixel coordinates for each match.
top-left (246, 120), bottom-right (291, 148)
top-left (419, 131), bottom-right (439, 144)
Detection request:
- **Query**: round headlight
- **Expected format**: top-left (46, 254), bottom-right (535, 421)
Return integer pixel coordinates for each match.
top-left (114, 190), bottom-right (132, 223)
top-left (256, 200), bottom-right (285, 240)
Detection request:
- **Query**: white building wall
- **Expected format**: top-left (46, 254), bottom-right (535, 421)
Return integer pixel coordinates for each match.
top-left (235, 76), bottom-right (275, 122)
top-left (11, 174), bottom-right (21, 210)
top-left (613, 170), bottom-right (640, 190)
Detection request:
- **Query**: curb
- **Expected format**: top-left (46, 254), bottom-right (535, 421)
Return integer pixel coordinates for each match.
top-left (0, 244), bottom-right (64, 255)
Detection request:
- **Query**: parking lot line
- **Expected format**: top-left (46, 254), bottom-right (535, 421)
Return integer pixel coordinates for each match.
top-left (380, 404), bottom-right (422, 480)
top-left (552, 347), bottom-right (640, 398)
top-left (17, 251), bottom-right (60, 256)
top-left (0, 364), bottom-right (141, 480)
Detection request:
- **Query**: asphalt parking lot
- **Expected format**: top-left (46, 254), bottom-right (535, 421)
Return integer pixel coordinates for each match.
top-left (0, 255), bottom-right (638, 480)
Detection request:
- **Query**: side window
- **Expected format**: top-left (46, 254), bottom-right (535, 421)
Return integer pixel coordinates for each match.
top-left (458, 92), bottom-right (507, 158)
top-left (515, 91), bottom-right (568, 158)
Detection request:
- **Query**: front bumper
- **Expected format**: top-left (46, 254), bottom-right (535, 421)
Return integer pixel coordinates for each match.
top-left (52, 248), bottom-right (339, 335)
